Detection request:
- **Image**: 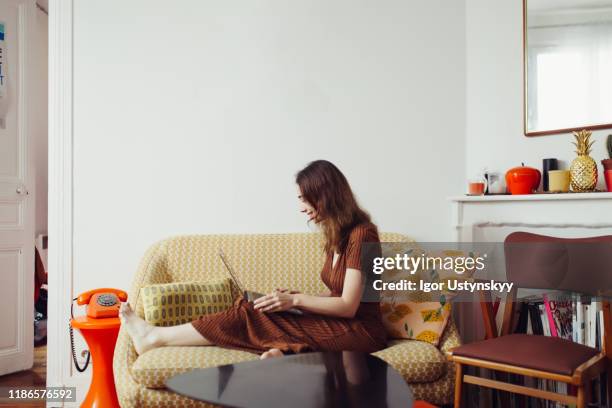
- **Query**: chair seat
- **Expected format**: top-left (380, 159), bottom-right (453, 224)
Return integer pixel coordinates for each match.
top-left (452, 334), bottom-right (599, 376)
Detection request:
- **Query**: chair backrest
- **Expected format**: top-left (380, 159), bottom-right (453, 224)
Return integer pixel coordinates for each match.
top-left (504, 231), bottom-right (612, 297)
top-left (499, 232), bottom-right (611, 357)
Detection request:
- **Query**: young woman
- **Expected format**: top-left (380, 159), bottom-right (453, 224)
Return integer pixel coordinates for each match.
top-left (119, 160), bottom-right (386, 359)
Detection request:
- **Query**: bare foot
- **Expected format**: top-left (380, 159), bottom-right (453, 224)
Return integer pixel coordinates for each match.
top-left (260, 348), bottom-right (284, 359)
top-left (119, 303), bottom-right (159, 355)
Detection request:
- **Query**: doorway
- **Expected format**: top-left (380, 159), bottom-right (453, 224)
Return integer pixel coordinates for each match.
top-left (0, 1), bottom-right (48, 405)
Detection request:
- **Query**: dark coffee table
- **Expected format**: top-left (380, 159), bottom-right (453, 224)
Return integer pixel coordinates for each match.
top-left (166, 351), bottom-right (413, 408)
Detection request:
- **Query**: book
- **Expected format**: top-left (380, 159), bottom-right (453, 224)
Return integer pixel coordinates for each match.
top-left (588, 302), bottom-right (599, 349)
top-left (549, 300), bottom-right (573, 340)
top-left (492, 297), bottom-right (500, 316)
top-left (526, 307), bottom-right (533, 335)
top-left (515, 302), bottom-right (529, 334)
top-left (571, 297), bottom-right (578, 343)
top-left (542, 295), bottom-right (558, 337)
top-left (582, 301), bottom-right (589, 345)
top-left (538, 304), bottom-right (551, 337)
top-left (585, 302), bottom-right (594, 347)
top-left (575, 298), bottom-right (584, 344)
top-left (528, 303), bottom-right (544, 335)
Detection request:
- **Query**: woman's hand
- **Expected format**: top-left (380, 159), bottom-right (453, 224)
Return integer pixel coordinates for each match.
top-left (253, 290), bottom-right (297, 312)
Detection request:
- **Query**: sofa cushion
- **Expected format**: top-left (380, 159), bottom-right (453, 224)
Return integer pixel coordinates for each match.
top-left (373, 339), bottom-right (446, 383)
top-left (132, 339), bottom-right (446, 389)
top-left (131, 346), bottom-right (259, 388)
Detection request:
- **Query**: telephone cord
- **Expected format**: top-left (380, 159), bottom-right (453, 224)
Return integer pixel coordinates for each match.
top-left (70, 297), bottom-right (91, 372)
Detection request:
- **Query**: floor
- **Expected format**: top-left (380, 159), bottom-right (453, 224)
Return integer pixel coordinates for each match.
top-left (0, 344), bottom-right (47, 408)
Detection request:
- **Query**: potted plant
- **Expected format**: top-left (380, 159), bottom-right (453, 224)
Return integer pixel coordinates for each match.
top-left (603, 134), bottom-right (612, 171)
top-left (604, 134), bottom-right (612, 192)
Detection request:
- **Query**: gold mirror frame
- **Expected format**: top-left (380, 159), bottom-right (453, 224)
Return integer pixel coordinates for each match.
top-left (523, 0), bottom-right (612, 137)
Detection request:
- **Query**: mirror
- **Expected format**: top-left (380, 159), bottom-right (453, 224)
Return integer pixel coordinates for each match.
top-left (524, 0), bottom-right (612, 136)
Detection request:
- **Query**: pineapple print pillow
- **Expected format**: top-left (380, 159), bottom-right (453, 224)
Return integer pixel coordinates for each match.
top-left (378, 245), bottom-right (475, 345)
top-left (380, 299), bottom-right (451, 346)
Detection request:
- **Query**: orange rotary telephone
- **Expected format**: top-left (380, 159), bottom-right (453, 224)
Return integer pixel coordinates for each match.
top-left (70, 288), bottom-right (128, 372)
top-left (77, 288), bottom-right (127, 318)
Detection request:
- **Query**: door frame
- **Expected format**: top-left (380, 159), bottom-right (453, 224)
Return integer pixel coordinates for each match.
top-left (47, 0), bottom-right (76, 391)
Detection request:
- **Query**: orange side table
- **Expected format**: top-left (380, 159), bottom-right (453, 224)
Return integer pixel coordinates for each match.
top-left (70, 316), bottom-right (121, 408)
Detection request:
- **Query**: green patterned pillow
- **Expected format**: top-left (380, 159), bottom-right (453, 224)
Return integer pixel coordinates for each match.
top-left (140, 278), bottom-right (234, 326)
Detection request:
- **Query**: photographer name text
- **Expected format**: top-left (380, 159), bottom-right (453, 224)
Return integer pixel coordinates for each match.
top-left (372, 279), bottom-right (514, 293)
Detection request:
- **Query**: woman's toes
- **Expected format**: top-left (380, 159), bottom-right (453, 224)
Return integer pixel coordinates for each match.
top-left (119, 304), bottom-right (158, 355)
top-left (260, 348), bottom-right (284, 359)
top-left (119, 302), bottom-right (134, 318)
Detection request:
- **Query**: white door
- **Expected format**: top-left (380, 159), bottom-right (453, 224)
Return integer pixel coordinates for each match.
top-left (0, 0), bottom-right (35, 376)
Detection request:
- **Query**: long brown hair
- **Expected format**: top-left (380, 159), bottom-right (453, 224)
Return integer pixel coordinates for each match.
top-left (296, 160), bottom-right (373, 254)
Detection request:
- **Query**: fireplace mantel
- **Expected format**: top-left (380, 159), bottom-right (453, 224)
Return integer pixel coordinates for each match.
top-left (450, 191), bottom-right (612, 203)
top-left (449, 192), bottom-right (612, 242)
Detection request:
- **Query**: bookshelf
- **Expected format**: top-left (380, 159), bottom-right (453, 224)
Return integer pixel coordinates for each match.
top-left (448, 194), bottom-right (612, 407)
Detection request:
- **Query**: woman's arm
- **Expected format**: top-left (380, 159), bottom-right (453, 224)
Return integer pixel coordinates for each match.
top-left (254, 268), bottom-right (364, 319)
top-left (318, 288), bottom-right (332, 297)
top-left (278, 288), bottom-right (331, 297)
top-left (294, 268), bottom-right (363, 318)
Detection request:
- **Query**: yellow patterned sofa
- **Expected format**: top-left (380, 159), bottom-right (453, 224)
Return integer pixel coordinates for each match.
top-left (113, 233), bottom-right (461, 407)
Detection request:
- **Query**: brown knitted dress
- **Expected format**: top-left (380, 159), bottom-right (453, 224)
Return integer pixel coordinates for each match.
top-left (190, 223), bottom-right (386, 354)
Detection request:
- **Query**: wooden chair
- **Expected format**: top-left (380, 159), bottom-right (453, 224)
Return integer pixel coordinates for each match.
top-left (448, 231), bottom-right (612, 408)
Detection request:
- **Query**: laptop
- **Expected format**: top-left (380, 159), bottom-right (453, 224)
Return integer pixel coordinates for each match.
top-left (218, 249), bottom-right (303, 315)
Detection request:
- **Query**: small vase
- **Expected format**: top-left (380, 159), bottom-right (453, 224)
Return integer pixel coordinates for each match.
top-left (605, 170), bottom-right (612, 192)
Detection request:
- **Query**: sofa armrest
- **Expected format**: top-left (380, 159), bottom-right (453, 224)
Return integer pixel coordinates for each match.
top-left (439, 317), bottom-right (462, 354)
top-left (114, 240), bottom-right (171, 408)
top-left (128, 240), bottom-right (172, 318)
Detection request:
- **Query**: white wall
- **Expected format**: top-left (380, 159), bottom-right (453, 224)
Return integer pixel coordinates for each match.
top-left (466, 0), bottom-right (609, 187)
top-left (71, 0), bottom-right (466, 293)
top-left (32, 7), bottom-right (47, 238)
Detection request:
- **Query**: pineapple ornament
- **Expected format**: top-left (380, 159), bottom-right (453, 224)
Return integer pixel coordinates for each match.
top-left (569, 130), bottom-right (598, 192)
